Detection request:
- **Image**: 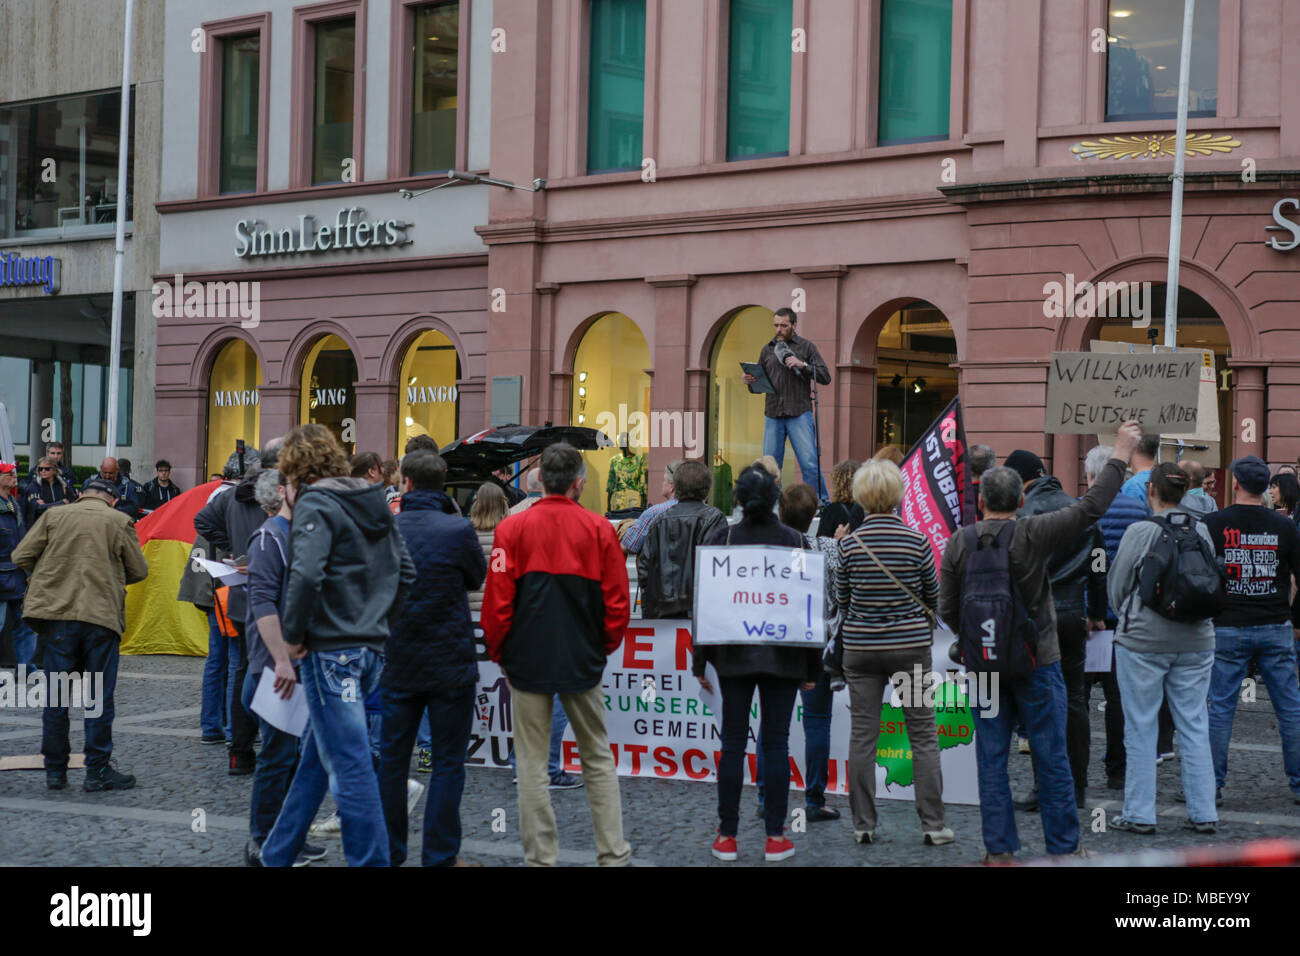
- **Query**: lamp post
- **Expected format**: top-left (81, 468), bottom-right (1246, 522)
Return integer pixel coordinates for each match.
top-left (1162, 0), bottom-right (1197, 349)
top-left (104, 0), bottom-right (134, 458)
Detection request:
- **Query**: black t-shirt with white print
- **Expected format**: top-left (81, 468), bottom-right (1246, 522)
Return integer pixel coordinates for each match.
top-left (1203, 505), bottom-right (1300, 627)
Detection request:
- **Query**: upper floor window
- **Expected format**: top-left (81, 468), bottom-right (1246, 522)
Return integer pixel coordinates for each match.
top-left (220, 34), bottom-right (261, 194)
top-left (587, 0), bottom-right (646, 173)
top-left (411, 1), bottom-right (460, 175)
top-left (877, 0), bottom-right (952, 145)
top-left (312, 17), bottom-right (357, 185)
top-left (0, 89), bottom-right (134, 239)
top-left (1106, 0), bottom-right (1218, 121)
top-left (726, 0), bottom-right (792, 160)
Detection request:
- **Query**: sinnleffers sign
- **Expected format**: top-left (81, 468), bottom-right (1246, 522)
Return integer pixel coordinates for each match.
top-left (1266, 198), bottom-right (1300, 251)
top-left (234, 207), bottom-right (413, 259)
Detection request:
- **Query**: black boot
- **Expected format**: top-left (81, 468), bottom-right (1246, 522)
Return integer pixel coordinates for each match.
top-left (84, 763), bottom-right (136, 792)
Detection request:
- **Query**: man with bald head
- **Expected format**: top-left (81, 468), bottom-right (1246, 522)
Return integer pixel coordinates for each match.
top-left (82, 458), bottom-right (141, 521)
top-left (1178, 459), bottom-right (1217, 517)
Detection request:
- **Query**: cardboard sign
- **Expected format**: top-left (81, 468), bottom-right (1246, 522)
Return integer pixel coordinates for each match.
top-left (691, 545), bottom-right (825, 646)
top-left (1045, 351), bottom-right (1201, 434)
top-left (1090, 341), bottom-right (1221, 467)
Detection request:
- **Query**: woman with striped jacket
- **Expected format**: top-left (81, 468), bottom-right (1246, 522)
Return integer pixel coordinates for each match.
top-left (836, 458), bottom-right (953, 847)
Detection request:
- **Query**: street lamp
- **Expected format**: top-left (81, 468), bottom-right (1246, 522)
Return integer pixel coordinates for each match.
top-left (398, 169), bottom-right (547, 200)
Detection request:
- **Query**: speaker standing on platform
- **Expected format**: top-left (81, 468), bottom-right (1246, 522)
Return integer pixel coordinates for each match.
top-left (741, 308), bottom-right (831, 501)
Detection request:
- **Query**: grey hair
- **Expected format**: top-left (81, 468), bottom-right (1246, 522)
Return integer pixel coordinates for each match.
top-left (969, 445), bottom-right (996, 479)
top-left (979, 466), bottom-right (1024, 514)
top-left (223, 447), bottom-right (262, 480)
top-left (254, 468), bottom-right (282, 513)
top-left (524, 467), bottom-right (543, 493)
top-left (1084, 445), bottom-right (1114, 483)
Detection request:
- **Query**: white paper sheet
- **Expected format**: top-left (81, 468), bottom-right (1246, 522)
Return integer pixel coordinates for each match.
top-left (250, 666), bottom-right (309, 737)
top-left (697, 663), bottom-right (723, 725)
top-left (198, 558), bottom-right (247, 583)
top-left (1085, 629), bottom-right (1115, 674)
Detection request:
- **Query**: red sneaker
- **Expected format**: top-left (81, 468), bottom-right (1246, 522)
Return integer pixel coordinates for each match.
top-left (711, 833), bottom-right (738, 862)
top-left (765, 834), bottom-right (796, 862)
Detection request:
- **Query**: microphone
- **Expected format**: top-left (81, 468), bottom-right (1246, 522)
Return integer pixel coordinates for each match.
top-left (774, 339), bottom-right (809, 376)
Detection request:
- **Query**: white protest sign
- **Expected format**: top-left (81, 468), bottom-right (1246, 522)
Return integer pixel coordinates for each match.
top-left (1045, 350), bottom-right (1201, 434)
top-left (691, 545), bottom-right (825, 646)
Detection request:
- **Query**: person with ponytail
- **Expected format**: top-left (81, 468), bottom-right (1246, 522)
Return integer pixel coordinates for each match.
top-left (1107, 462), bottom-right (1218, 836)
top-left (693, 466), bottom-right (821, 863)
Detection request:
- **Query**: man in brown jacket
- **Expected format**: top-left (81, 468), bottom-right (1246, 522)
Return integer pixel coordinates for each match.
top-left (13, 478), bottom-right (149, 792)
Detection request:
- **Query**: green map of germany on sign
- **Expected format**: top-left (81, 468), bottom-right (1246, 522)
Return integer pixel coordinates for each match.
top-left (876, 681), bottom-right (975, 788)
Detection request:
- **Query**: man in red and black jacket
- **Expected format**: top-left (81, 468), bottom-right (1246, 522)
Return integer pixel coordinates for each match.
top-left (482, 442), bottom-right (632, 867)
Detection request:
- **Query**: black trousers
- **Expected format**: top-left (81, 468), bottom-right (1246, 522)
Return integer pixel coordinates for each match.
top-left (1086, 661), bottom-right (1125, 780)
top-left (229, 628), bottom-right (257, 759)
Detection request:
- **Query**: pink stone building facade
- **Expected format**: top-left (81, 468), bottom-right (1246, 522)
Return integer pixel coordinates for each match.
top-left (480, 0), bottom-right (1300, 499)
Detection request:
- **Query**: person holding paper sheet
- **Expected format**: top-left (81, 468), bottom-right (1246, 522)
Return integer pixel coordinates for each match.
top-left (1107, 463), bottom-right (1218, 836)
top-left (240, 468), bottom-right (328, 867)
top-left (695, 466), bottom-right (820, 863)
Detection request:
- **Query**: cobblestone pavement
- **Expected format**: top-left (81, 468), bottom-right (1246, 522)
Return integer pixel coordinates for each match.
top-left (2, 654), bottom-right (1299, 867)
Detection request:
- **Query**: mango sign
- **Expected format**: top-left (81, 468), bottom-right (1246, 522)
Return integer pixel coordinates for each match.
top-left (1044, 351), bottom-right (1201, 434)
top-left (691, 545), bottom-right (825, 646)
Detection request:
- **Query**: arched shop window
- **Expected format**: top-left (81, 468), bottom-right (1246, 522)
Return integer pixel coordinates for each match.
top-left (708, 306), bottom-right (801, 506)
top-left (571, 312), bottom-right (650, 515)
top-left (398, 328), bottom-right (460, 452)
top-left (875, 301), bottom-right (958, 452)
top-left (206, 339), bottom-right (262, 476)
top-left (299, 333), bottom-right (358, 454)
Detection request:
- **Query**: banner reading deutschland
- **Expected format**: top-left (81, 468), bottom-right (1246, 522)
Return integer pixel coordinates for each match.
top-left (470, 620), bottom-right (979, 806)
top-left (898, 395), bottom-right (976, 571)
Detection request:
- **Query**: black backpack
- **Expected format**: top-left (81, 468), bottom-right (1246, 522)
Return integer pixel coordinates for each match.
top-left (956, 523), bottom-right (1038, 679)
top-left (1134, 512), bottom-right (1226, 623)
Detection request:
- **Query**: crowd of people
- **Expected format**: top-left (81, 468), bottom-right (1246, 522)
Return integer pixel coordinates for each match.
top-left (4, 413), bottom-right (1300, 867)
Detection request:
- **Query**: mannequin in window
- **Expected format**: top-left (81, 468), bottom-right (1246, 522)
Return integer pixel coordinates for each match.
top-left (711, 451), bottom-right (733, 515)
top-left (606, 432), bottom-right (647, 512)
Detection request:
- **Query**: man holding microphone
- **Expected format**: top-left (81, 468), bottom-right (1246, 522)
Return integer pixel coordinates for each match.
top-left (742, 308), bottom-right (831, 500)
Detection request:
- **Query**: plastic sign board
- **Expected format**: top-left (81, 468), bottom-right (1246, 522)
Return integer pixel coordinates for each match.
top-left (692, 545), bottom-right (825, 646)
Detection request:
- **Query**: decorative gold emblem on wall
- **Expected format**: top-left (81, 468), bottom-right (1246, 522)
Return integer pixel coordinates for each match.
top-left (1070, 132), bottom-right (1242, 161)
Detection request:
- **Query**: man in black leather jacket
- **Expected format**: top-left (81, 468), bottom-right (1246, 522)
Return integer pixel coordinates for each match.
top-left (637, 460), bottom-right (727, 619)
top-left (1005, 450), bottom-right (1107, 807)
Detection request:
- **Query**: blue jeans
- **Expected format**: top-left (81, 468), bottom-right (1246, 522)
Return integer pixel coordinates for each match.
top-left (1208, 623), bottom-right (1300, 793)
top-left (756, 675), bottom-right (833, 809)
top-left (39, 621), bottom-right (120, 772)
top-left (241, 668), bottom-right (302, 844)
top-left (1115, 645), bottom-right (1216, 825)
top-left (261, 647), bottom-right (388, 866)
top-left (260, 721), bottom-right (330, 867)
top-left (379, 684), bottom-right (475, 866)
top-left (365, 685), bottom-right (384, 767)
top-left (199, 609), bottom-right (228, 739)
top-left (417, 713), bottom-right (432, 750)
top-left (763, 410), bottom-right (827, 498)
top-left (508, 697), bottom-right (568, 778)
top-left (973, 661), bottom-right (1078, 856)
top-left (2, 599), bottom-right (37, 670)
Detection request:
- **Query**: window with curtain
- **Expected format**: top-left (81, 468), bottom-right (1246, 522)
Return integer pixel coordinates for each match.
top-left (726, 0), bottom-right (792, 160)
top-left (587, 0), bottom-right (645, 173)
top-left (311, 18), bottom-right (356, 185)
top-left (411, 1), bottom-right (460, 175)
top-left (1106, 0), bottom-right (1218, 121)
top-left (220, 33), bottom-right (260, 194)
top-left (877, 0), bottom-right (952, 145)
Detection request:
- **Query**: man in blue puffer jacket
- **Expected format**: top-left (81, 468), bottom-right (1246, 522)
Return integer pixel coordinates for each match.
top-left (1090, 443), bottom-right (1152, 790)
top-left (379, 450), bottom-right (486, 867)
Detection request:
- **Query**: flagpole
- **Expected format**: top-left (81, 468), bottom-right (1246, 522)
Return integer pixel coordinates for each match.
top-left (105, 0), bottom-right (134, 458)
top-left (1162, 0), bottom-right (1196, 350)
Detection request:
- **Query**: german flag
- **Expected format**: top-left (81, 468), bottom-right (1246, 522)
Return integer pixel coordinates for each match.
top-left (121, 481), bottom-right (223, 656)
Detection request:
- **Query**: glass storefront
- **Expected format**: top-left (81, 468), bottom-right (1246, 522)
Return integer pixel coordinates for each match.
top-left (299, 333), bottom-right (357, 453)
top-left (206, 338), bottom-right (262, 475)
top-left (571, 312), bottom-right (650, 514)
top-left (708, 305), bottom-right (801, 495)
top-left (875, 302), bottom-right (958, 452)
top-left (397, 328), bottom-right (460, 451)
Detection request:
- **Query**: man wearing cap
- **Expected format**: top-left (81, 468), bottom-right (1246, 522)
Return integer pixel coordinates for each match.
top-left (1203, 455), bottom-right (1300, 804)
top-left (1004, 449), bottom-right (1108, 809)
top-left (12, 477), bottom-right (149, 791)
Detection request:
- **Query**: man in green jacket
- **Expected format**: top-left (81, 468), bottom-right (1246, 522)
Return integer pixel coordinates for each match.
top-left (12, 479), bottom-right (149, 792)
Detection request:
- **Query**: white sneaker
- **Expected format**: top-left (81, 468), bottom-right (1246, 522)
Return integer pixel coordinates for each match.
top-left (310, 811), bottom-right (342, 838)
top-left (407, 778), bottom-right (426, 815)
top-left (923, 827), bottom-right (956, 846)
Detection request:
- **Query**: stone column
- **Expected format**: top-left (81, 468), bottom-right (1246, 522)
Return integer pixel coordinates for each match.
top-left (1233, 364), bottom-right (1266, 461)
top-left (646, 275), bottom-right (697, 493)
top-left (353, 383), bottom-right (399, 459)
